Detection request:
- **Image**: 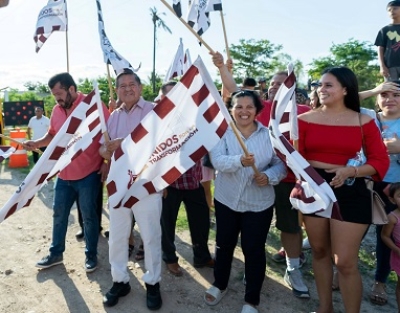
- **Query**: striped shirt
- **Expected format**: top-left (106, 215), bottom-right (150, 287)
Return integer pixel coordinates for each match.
top-left (210, 122), bottom-right (286, 212)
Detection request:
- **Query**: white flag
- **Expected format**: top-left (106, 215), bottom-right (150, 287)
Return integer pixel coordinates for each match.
top-left (164, 38), bottom-right (192, 82)
top-left (269, 65), bottom-right (340, 219)
top-left (206, 0), bottom-right (222, 12)
top-left (33, 0), bottom-right (67, 53)
top-left (0, 145), bottom-right (16, 163)
top-left (106, 56), bottom-right (231, 209)
top-left (187, 0), bottom-right (210, 36)
top-left (96, 0), bottom-right (140, 74)
top-left (172, 0), bottom-right (182, 17)
top-left (0, 87), bottom-right (108, 223)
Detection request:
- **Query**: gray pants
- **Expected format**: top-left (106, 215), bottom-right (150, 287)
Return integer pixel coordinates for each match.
top-left (385, 66), bottom-right (400, 81)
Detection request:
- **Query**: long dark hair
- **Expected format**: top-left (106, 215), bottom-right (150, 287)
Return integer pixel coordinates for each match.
top-left (322, 67), bottom-right (360, 112)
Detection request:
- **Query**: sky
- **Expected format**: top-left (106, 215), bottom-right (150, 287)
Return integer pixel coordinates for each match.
top-left (0, 0), bottom-right (392, 91)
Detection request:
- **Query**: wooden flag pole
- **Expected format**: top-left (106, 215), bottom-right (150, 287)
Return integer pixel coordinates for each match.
top-left (65, 30), bottom-right (70, 73)
top-left (219, 11), bottom-right (230, 60)
top-left (160, 0), bottom-right (215, 54)
top-left (0, 134), bottom-right (43, 154)
top-left (229, 121), bottom-right (259, 174)
top-left (106, 64), bottom-right (114, 101)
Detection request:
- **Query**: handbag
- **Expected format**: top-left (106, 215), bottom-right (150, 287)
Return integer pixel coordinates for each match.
top-left (359, 114), bottom-right (388, 225)
top-left (365, 179), bottom-right (389, 225)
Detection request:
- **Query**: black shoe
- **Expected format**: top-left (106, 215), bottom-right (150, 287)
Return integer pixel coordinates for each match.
top-left (103, 282), bottom-right (131, 307)
top-left (75, 229), bottom-right (84, 239)
top-left (146, 283), bottom-right (162, 310)
top-left (36, 254), bottom-right (63, 269)
top-left (193, 258), bottom-right (215, 269)
top-left (85, 256), bottom-right (98, 273)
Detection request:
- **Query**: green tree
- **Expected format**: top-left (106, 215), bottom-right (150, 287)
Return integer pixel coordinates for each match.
top-left (150, 7), bottom-right (171, 93)
top-left (229, 39), bottom-right (303, 83)
top-left (23, 82), bottom-right (50, 94)
top-left (308, 39), bottom-right (380, 108)
top-left (77, 76), bottom-right (115, 105)
top-left (142, 74), bottom-right (163, 101)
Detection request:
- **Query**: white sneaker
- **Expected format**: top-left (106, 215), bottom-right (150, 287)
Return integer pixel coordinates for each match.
top-left (284, 268), bottom-right (310, 298)
top-left (302, 237), bottom-right (311, 250)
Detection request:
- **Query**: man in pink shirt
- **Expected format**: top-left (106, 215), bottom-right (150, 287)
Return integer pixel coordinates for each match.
top-left (100, 69), bottom-right (162, 310)
top-left (24, 73), bottom-right (109, 273)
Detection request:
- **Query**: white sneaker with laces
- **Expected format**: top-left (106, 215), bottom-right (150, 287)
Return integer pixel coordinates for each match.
top-left (284, 268), bottom-right (310, 298)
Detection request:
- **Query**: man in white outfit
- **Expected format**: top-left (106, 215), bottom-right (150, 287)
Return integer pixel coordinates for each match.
top-left (27, 107), bottom-right (49, 163)
top-left (100, 69), bottom-right (162, 310)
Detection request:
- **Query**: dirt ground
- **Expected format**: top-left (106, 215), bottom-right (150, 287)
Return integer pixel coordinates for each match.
top-left (0, 164), bottom-right (397, 313)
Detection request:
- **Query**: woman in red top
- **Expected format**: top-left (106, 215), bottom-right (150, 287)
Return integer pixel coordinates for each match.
top-left (298, 67), bottom-right (389, 313)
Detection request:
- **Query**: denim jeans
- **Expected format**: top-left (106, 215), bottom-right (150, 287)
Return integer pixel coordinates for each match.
top-left (374, 181), bottom-right (396, 283)
top-left (49, 171), bottom-right (100, 258)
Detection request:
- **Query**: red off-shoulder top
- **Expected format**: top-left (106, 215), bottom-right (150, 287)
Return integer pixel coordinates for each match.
top-left (298, 118), bottom-right (389, 181)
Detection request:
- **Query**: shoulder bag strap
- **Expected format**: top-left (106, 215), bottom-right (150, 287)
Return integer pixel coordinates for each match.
top-left (359, 113), bottom-right (367, 154)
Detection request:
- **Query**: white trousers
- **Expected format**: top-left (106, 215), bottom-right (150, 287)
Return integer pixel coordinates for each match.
top-left (109, 193), bottom-right (162, 285)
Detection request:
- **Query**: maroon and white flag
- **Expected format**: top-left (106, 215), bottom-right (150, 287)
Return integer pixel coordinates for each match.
top-left (269, 64), bottom-right (340, 219)
top-left (0, 86), bottom-right (108, 222)
top-left (164, 38), bottom-right (192, 83)
top-left (107, 56), bottom-right (231, 209)
top-left (0, 145), bottom-right (16, 163)
top-left (33, 0), bottom-right (67, 53)
top-left (96, 0), bottom-right (140, 74)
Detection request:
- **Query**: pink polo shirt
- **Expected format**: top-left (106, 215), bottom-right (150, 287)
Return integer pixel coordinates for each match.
top-left (48, 92), bottom-right (110, 180)
top-left (106, 97), bottom-right (155, 140)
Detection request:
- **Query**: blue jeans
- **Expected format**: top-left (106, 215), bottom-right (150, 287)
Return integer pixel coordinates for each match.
top-left (49, 172), bottom-right (100, 258)
top-left (374, 181), bottom-right (396, 283)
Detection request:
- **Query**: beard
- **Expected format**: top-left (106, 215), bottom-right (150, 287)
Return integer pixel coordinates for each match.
top-left (59, 91), bottom-right (74, 109)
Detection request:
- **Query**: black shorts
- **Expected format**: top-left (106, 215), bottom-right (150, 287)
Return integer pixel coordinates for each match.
top-left (274, 182), bottom-right (301, 233)
top-left (305, 168), bottom-right (372, 224)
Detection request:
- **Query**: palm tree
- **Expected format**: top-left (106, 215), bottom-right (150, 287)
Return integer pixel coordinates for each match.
top-left (150, 7), bottom-right (172, 93)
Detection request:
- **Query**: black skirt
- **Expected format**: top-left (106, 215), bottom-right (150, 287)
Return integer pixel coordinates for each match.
top-left (307, 168), bottom-right (372, 224)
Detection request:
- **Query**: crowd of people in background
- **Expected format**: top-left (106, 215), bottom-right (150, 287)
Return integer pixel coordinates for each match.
top-left (14, 1), bottom-right (400, 312)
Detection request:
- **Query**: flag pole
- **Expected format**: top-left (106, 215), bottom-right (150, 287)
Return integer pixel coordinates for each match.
top-left (229, 121), bottom-right (260, 174)
top-left (159, 0), bottom-right (215, 53)
top-left (92, 81), bottom-right (111, 143)
top-left (0, 134), bottom-right (43, 154)
top-left (106, 64), bottom-right (114, 101)
top-left (219, 11), bottom-right (230, 60)
top-left (65, 30), bottom-right (70, 72)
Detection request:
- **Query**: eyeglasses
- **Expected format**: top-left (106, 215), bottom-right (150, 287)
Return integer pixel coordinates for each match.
top-left (231, 90), bottom-right (257, 98)
top-left (118, 83), bottom-right (138, 90)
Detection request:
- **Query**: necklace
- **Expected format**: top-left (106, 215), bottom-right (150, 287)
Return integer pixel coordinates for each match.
top-left (319, 108), bottom-right (349, 124)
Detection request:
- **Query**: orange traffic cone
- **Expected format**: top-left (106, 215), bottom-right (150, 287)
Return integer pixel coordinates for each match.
top-left (8, 128), bottom-right (29, 168)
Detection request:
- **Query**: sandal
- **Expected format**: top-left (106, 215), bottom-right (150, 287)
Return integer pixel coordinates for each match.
top-left (204, 285), bottom-right (227, 306)
top-left (332, 270), bottom-right (339, 291)
top-left (369, 281), bottom-right (388, 305)
top-left (135, 245), bottom-right (144, 261)
top-left (241, 304), bottom-right (259, 313)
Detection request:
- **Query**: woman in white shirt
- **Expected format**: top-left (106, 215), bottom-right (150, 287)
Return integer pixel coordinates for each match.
top-left (204, 90), bottom-right (286, 313)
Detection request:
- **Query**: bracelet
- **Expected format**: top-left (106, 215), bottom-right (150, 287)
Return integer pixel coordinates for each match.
top-left (103, 159), bottom-right (109, 164)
